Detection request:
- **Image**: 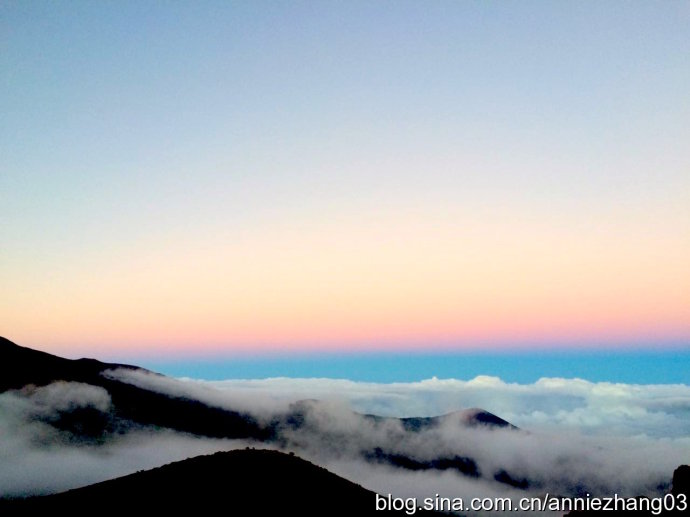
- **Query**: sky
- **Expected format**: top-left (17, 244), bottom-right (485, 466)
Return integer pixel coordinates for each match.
top-left (1, 1), bottom-right (689, 361)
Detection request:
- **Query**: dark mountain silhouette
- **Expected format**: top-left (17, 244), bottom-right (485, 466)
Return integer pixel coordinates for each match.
top-left (0, 336), bottom-right (136, 391)
top-left (271, 397), bottom-right (520, 483)
top-left (456, 407), bottom-right (516, 429)
top-left (366, 407), bottom-right (517, 432)
top-left (0, 336), bottom-right (514, 438)
top-left (0, 336), bottom-right (524, 490)
top-left (675, 466), bottom-right (690, 497)
top-left (275, 397), bottom-right (515, 431)
top-left (0, 449), bottom-right (444, 515)
top-left (364, 447), bottom-right (480, 477)
top-left (0, 336), bottom-right (270, 440)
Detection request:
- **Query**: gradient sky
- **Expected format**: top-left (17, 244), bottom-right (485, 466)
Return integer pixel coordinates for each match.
top-left (1, 1), bottom-right (689, 359)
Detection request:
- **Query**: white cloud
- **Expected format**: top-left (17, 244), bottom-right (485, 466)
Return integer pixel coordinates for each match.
top-left (105, 370), bottom-right (690, 498)
top-left (2, 372), bottom-right (689, 513)
top-left (4, 382), bottom-right (112, 419)
top-left (109, 370), bottom-right (690, 438)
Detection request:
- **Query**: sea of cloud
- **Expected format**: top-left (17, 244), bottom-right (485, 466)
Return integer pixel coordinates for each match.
top-left (206, 375), bottom-right (690, 438)
top-left (109, 371), bottom-right (690, 498)
top-left (107, 369), bottom-right (690, 438)
top-left (2, 372), bottom-right (689, 515)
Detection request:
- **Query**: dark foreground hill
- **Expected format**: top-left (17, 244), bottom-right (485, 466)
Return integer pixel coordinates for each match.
top-left (0, 449), bottom-right (441, 516)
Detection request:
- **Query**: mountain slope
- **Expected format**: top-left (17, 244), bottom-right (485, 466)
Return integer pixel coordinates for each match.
top-left (0, 336), bottom-right (270, 440)
top-left (0, 336), bottom-right (520, 487)
top-left (0, 336), bottom-right (138, 391)
top-left (0, 449), bottom-right (441, 515)
top-left (1, 336), bottom-right (516, 443)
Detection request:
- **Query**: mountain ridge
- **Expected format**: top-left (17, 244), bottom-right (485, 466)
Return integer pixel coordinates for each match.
top-left (0, 448), bottom-right (442, 515)
top-left (0, 336), bottom-right (270, 440)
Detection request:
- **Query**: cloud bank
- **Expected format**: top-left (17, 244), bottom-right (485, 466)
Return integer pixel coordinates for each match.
top-left (2, 373), bottom-right (689, 515)
top-left (0, 382), bottom-right (259, 496)
top-left (111, 369), bottom-right (690, 438)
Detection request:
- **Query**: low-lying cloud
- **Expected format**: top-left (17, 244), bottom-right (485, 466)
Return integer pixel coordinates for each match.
top-left (106, 370), bottom-right (690, 496)
top-left (2, 373), bottom-right (689, 515)
top-left (109, 369), bottom-right (690, 438)
top-left (0, 382), bottom-right (259, 496)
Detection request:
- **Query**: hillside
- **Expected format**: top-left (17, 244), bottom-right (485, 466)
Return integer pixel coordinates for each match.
top-left (0, 449), bottom-right (440, 515)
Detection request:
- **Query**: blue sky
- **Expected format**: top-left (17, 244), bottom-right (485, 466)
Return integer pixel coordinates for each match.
top-left (2, 1), bottom-right (688, 368)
